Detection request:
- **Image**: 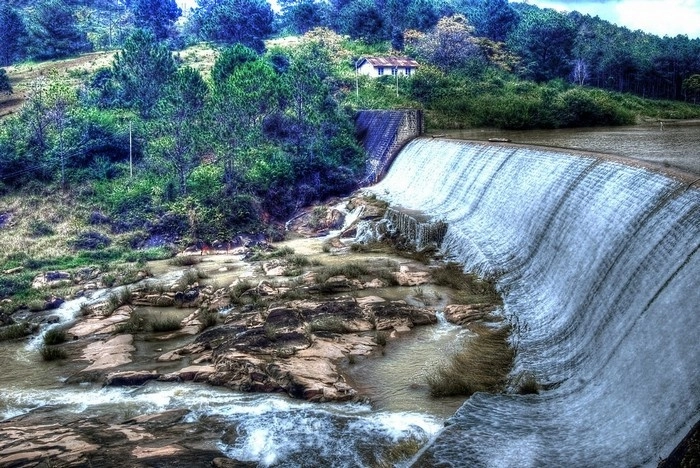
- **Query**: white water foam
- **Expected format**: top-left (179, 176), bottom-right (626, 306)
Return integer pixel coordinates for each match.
top-left (374, 138), bottom-right (700, 467)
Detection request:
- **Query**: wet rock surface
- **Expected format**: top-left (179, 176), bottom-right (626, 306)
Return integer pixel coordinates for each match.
top-left (0, 408), bottom-right (226, 468)
top-left (0, 194), bottom-right (507, 467)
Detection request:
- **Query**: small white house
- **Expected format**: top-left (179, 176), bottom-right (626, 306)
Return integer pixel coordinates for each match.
top-left (356, 57), bottom-right (419, 78)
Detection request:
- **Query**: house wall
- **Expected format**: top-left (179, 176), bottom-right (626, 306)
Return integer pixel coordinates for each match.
top-left (357, 63), bottom-right (416, 78)
top-left (358, 62), bottom-right (379, 77)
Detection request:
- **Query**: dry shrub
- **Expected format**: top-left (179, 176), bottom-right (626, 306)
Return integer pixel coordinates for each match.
top-left (427, 324), bottom-right (514, 397)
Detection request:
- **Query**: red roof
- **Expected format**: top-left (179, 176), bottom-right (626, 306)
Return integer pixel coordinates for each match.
top-left (360, 57), bottom-right (419, 68)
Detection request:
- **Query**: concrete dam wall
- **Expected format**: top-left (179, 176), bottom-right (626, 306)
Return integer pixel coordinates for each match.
top-left (355, 109), bottom-right (423, 184)
top-left (371, 138), bottom-right (699, 467)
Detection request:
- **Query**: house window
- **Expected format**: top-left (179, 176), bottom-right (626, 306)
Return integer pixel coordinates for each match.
top-left (377, 67), bottom-right (384, 76)
top-left (405, 67), bottom-right (412, 76)
top-left (391, 67), bottom-right (397, 76)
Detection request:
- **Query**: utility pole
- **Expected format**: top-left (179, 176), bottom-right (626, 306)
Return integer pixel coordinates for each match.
top-left (129, 120), bottom-right (133, 178)
top-left (395, 67), bottom-right (399, 97)
top-left (355, 58), bottom-right (362, 100)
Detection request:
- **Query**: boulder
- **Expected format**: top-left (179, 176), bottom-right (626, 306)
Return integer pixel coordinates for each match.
top-left (366, 301), bottom-right (437, 330)
top-left (443, 303), bottom-right (499, 326)
top-left (106, 370), bottom-right (160, 386)
top-left (79, 334), bottom-right (135, 372)
top-left (393, 265), bottom-right (431, 286)
top-left (32, 271), bottom-right (72, 289)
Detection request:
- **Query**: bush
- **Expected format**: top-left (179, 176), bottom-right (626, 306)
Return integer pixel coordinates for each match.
top-left (28, 219), bottom-right (55, 237)
top-left (105, 288), bottom-right (132, 315)
top-left (308, 316), bottom-right (348, 334)
top-left (169, 255), bottom-right (201, 267)
top-left (115, 311), bottom-right (146, 334)
top-left (0, 322), bottom-right (32, 341)
top-left (426, 325), bottom-right (514, 397)
top-left (230, 279), bottom-right (253, 302)
top-left (43, 328), bottom-right (67, 345)
top-left (71, 231), bottom-right (112, 250)
top-left (0, 271), bottom-right (34, 299)
top-left (150, 316), bottom-right (182, 333)
top-left (432, 262), bottom-right (501, 304)
top-left (40, 345), bottom-right (67, 361)
top-left (198, 309), bottom-right (218, 331)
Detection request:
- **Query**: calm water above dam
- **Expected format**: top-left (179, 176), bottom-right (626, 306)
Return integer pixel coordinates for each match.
top-left (439, 119), bottom-right (700, 175)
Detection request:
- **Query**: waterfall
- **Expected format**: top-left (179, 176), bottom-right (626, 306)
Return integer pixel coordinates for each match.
top-left (373, 138), bottom-right (700, 467)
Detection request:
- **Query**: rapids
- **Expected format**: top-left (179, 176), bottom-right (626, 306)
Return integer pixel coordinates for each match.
top-left (372, 138), bottom-right (700, 467)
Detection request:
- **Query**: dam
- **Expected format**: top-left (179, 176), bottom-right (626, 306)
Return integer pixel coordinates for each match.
top-left (372, 138), bottom-right (699, 466)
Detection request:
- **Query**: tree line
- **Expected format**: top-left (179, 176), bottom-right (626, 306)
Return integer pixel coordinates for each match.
top-left (2, 0), bottom-right (700, 102)
top-left (0, 28), bottom-right (363, 242)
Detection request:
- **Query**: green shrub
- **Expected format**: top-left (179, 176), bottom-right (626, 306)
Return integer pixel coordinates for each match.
top-left (28, 299), bottom-right (46, 312)
top-left (105, 288), bottom-right (132, 315)
top-left (308, 316), bottom-right (349, 334)
top-left (169, 255), bottom-right (201, 267)
top-left (230, 279), bottom-right (253, 301)
top-left (28, 219), bottom-right (55, 237)
top-left (432, 262), bottom-right (501, 304)
top-left (150, 316), bottom-right (182, 333)
top-left (115, 312), bottom-right (146, 334)
top-left (374, 330), bottom-right (388, 346)
top-left (0, 271), bottom-right (35, 299)
top-left (0, 322), bottom-right (32, 341)
top-left (40, 345), bottom-right (67, 361)
top-left (43, 328), bottom-right (67, 345)
top-left (314, 263), bottom-right (370, 283)
top-left (198, 309), bottom-right (218, 331)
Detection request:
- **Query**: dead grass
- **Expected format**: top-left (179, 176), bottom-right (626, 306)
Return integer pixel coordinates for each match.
top-left (1, 44), bottom-right (219, 120)
top-left (432, 262), bottom-right (502, 305)
top-left (0, 51), bottom-right (116, 119)
top-left (426, 324), bottom-right (514, 397)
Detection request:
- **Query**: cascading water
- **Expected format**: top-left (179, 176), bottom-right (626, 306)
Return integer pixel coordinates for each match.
top-left (372, 138), bottom-right (699, 467)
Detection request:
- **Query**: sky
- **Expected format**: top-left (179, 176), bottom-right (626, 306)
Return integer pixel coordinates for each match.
top-left (514, 0), bottom-right (700, 38)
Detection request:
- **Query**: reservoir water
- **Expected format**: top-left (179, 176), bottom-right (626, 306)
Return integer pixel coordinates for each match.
top-left (438, 119), bottom-right (700, 175)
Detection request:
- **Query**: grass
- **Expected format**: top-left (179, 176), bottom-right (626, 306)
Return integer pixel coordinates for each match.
top-left (176, 268), bottom-right (207, 291)
top-left (314, 263), bottom-right (371, 283)
top-left (150, 316), bottom-right (183, 333)
top-left (79, 303), bottom-right (94, 316)
top-left (374, 437), bottom-right (424, 468)
top-left (374, 330), bottom-right (388, 346)
top-left (230, 279), bottom-right (253, 303)
top-left (432, 262), bottom-right (501, 304)
top-left (426, 324), bottom-right (514, 397)
top-left (0, 322), bottom-right (33, 342)
top-left (249, 246), bottom-right (295, 262)
top-left (308, 316), bottom-right (349, 334)
top-left (43, 328), bottom-right (67, 346)
top-left (39, 345), bottom-right (67, 361)
top-left (515, 372), bottom-right (540, 395)
top-left (198, 309), bottom-right (218, 331)
top-left (104, 288), bottom-right (132, 315)
top-left (169, 255), bottom-right (201, 267)
top-left (114, 311), bottom-right (146, 334)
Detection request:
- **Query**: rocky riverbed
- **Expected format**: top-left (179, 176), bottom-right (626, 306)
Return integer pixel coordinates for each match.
top-left (0, 194), bottom-right (506, 467)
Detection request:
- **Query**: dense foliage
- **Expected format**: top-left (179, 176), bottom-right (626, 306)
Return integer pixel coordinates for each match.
top-left (2, 0), bottom-right (699, 103)
top-left (0, 29), bottom-right (364, 243)
top-left (1, 0), bottom-right (699, 250)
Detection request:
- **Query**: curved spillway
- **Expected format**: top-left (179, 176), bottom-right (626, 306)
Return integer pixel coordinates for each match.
top-left (373, 138), bottom-right (700, 467)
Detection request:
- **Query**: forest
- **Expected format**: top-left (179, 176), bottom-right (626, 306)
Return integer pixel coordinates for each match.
top-left (1, 0), bottom-right (700, 301)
